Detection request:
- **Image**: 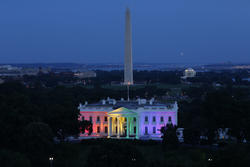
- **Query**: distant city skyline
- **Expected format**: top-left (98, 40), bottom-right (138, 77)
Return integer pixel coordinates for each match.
top-left (0, 0), bottom-right (250, 64)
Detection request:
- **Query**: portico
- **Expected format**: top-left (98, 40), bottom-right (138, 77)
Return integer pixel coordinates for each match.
top-left (107, 107), bottom-right (139, 139)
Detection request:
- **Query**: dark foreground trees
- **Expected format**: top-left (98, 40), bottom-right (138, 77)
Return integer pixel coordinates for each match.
top-left (180, 88), bottom-right (250, 145)
top-left (0, 149), bottom-right (31, 167)
top-left (86, 143), bottom-right (146, 167)
top-left (0, 82), bottom-right (81, 167)
top-left (161, 123), bottom-right (179, 149)
top-left (79, 120), bottom-right (93, 135)
top-left (23, 122), bottom-right (54, 154)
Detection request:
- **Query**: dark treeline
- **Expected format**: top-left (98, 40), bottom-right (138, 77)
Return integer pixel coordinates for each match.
top-left (187, 70), bottom-right (250, 85)
top-left (179, 86), bottom-right (250, 144)
top-left (15, 69), bottom-right (250, 88)
top-left (0, 82), bottom-right (80, 166)
top-left (95, 70), bottom-right (250, 85)
top-left (94, 70), bottom-right (182, 84)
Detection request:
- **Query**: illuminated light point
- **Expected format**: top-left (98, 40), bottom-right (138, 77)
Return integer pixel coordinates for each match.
top-left (49, 157), bottom-right (54, 167)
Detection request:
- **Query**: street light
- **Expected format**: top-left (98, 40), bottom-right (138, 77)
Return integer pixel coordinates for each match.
top-left (49, 157), bottom-right (54, 167)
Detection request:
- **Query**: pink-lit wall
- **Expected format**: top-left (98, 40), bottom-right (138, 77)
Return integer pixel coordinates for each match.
top-left (79, 111), bottom-right (108, 136)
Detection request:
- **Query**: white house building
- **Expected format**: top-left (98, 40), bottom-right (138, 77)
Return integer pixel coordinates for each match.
top-left (78, 98), bottom-right (181, 140)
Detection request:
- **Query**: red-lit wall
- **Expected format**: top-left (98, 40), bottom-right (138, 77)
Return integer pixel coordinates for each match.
top-left (79, 111), bottom-right (108, 136)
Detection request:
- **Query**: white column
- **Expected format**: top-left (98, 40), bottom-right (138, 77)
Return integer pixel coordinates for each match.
top-left (136, 116), bottom-right (139, 139)
top-left (108, 117), bottom-right (112, 138)
top-left (117, 117), bottom-right (120, 138)
top-left (126, 117), bottom-right (129, 138)
top-left (121, 117), bottom-right (123, 135)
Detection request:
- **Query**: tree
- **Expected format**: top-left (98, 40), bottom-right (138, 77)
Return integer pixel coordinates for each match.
top-left (183, 128), bottom-right (201, 145)
top-left (161, 123), bottom-right (179, 149)
top-left (23, 122), bottom-right (54, 154)
top-left (0, 149), bottom-right (31, 167)
top-left (86, 143), bottom-right (146, 167)
top-left (79, 120), bottom-right (93, 135)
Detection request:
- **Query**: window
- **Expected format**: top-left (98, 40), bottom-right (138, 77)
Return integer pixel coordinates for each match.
top-left (145, 116), bottom-right (148, 122)
top-left (152, 116), bottom-right (156, 122)
top-left (160, 116), bottom-right (164, 122)
top-left (134, 126), bottom-right (136, 133)
top-left (97, 116), bottom-right (100, 122)
top-left (81, 116), bottom-right (85, 121)
top-left (153, 127), bottom-right (156, 134)
top-left (168, 116), bottom-right (172, 122)
top-left (89, 116), bottom-right (92, 123)
top-left (116, 126), bottom-right (118, 133)
top-left (145, 127), bottom-right (148, 135)
top-left (133, 117), bottom-right (136, 122)
top-left (97, 126), bottom-right (100, 133)
top-left (125, 118), bottom-right (127, 122)
top-left (104, 116), bottom-right (108, 122)
top-left (105, 127), bottom-right (108, 133)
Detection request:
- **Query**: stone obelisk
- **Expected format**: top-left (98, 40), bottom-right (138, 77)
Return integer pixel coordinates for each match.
top-left (124, 8), bottom-right (133, 86)
top-left (124, 8), bottom-right (133, 101)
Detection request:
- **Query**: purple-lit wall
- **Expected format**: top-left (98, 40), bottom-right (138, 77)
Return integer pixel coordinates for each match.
top-left (138, 111), bottom-right (177, 138)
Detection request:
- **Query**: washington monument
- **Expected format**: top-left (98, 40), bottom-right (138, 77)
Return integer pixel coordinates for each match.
top-left (124, 8), bottom-right (133, 86)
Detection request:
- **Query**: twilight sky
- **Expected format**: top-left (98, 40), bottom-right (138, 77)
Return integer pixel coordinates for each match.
top-left (0, 0), bottom-right (250, 64)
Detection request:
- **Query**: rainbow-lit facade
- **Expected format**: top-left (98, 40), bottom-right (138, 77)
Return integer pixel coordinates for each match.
top-left (78, 98), bottom-right (178, 140)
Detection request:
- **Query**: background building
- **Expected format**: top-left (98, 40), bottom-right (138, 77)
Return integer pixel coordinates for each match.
top-left (181, 68), bottom-right (196, 79)
top-left (74, 71), bottom-right (97, 78)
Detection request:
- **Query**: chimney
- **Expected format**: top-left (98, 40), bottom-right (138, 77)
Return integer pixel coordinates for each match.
top-left (137, 98), bottom-right (141, 105)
